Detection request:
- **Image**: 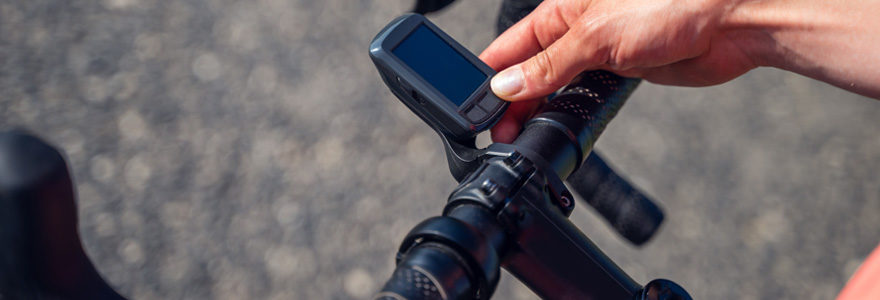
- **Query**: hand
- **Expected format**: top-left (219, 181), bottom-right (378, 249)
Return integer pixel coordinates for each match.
top-left (479, 0), bottom-right (760, 143)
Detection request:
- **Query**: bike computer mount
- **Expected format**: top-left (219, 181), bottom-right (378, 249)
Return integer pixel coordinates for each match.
top-left (370, 13), bottom-right (510, 180)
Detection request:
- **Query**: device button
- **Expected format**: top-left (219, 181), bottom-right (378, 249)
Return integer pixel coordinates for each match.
top-left (465, 105), bottom-right (487, 122)
top-left (411, 90), bottom-right (426, 105)
top-left (477, 96), bottom-right (501, 112)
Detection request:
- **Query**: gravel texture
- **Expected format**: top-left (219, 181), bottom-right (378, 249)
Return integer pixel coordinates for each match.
top-left (1, 0), bottom-right (879, 299)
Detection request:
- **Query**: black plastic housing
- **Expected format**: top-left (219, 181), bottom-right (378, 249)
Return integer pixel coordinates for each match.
top-left (369, 13), bottom-right (508, 141)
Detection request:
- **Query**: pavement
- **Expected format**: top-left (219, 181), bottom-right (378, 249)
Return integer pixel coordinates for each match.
top-left (1, 0), bottom-right (879, 299)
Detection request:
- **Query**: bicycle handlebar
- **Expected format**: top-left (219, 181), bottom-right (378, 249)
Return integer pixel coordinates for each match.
top-left (375, 242), bottom-right (470, 300)
top-left (521, 73), bottom-right (667, 247)
top-left (374, 71), bottom-right (651, 300)
top-left (513, 72), bottom-right (640, 180)
top-left (569, 152), bottom-right (665, 245)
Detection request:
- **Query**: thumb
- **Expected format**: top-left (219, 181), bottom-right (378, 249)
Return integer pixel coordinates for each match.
top-left (490, 32), bottom-right (602, 101)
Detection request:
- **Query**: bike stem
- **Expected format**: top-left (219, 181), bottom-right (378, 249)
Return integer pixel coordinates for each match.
top-left (376, 72), bottom-right (692, 300)
top-left (376, 1), bottom-right (689, 298)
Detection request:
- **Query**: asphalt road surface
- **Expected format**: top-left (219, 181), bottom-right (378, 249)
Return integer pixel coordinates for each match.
top-left (2, 0), bottom-right (879, 299)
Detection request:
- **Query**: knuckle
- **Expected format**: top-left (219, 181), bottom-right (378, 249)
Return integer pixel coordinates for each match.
top-left (531, 1), bottom-right (574, 48)
top-left (571, 17), bottom-right (614, 66)
top-left (529, 51), bottom-right (560, 88)
top-left (608, 47), bottom-right (626, 69)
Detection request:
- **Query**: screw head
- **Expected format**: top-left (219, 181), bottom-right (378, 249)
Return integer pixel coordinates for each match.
top-left (560, 195), bottom-right (572, 207)
top-left (504, 152), bottom-right (522, 166)
top-left (480, 179), bottom-right (498, 194)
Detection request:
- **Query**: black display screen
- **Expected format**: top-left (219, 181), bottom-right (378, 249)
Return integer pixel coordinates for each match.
top-left (393, 24), bottom-right (487, 107)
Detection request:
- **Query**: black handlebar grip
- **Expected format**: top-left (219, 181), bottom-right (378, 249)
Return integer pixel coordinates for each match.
top-left (374, 242), bottom-right (475, 300)
top-left (496, 0), bottom-right (542, 35)
top-left (412, 0), bottom-right (456, 14)
top-left (514, 71), bottom-right (640, 179)
top-left (568, 151), bottom-right (665, 245)
top-left (542, 71), bottom-right (640, 153)
top-left (512, 71), bottom-right (660, 245)
top-left (0, 130), bottom-right (125, 300)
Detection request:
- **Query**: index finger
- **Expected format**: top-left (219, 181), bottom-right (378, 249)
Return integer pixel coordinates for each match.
top-left (478, 1), bottom-right (573, 71)
top-left (479, 17), bottom-right (544, 71)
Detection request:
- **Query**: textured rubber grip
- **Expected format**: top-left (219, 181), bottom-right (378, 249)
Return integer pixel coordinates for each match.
top-left (543, 71), bottom-right (640, 143)
top-left (541, 71), bottom-right (661, 245)
top-left (568, 151), bottom-right (664, 245)
top-left (516, 71), bottom-right (640, 180)
top-left (374, 265), bottom-right (446, 300)
top-left (374, 242), bottom-right (475, 300)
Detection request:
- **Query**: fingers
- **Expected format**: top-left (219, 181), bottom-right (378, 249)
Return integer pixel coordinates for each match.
top-left (491, 27), bottom-right (605, 101)
top-left (481, 0), bottom-right (600, 142)
top-left (478, 1), bottom-right (575, 71)
top-left (479, 18), bottom-right (544, 71)
top-left (490, 99), bottom-right (543, 143)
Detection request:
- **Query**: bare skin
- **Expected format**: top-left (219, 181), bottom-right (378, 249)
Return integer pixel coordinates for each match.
top-left (480, 0), bottom-right (880, 143)
top-left (478, 1), bottom-right (880, 298)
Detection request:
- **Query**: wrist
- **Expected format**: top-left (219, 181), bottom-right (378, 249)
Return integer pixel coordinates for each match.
top-left (720, 0), bottom-right (880, 98)
top-left (718, 0), bottom-right (788, 68)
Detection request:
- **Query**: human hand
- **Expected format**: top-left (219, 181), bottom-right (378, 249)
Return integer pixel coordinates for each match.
top-left (480, 0), bottom-right (760, 143)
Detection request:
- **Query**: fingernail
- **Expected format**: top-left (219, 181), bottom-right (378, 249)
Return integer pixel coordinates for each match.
top-left (491, 66), bottom-right (524, 97)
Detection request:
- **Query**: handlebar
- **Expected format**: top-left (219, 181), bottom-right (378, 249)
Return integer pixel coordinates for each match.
top-left (374, 0), bottom-right (693, 298)
top-left (375, 70), bottom-right (666, 299)
top-left (375, 242), bottom-right (470, 300)
top-left (502, 71), bottom-right (646, 299)
top-left (521, 73), bottom-right (666, 245)
top-left (514, 71), bottom-right (639, 180)
top-left (569, 151), bottom-right (665, 245)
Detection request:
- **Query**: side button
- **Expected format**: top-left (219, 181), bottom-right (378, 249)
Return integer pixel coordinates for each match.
top-left (477, 96), bottom-right (501, 112)
top-left (465, 106), bottom-right (488, 122)
top-left (411, 90), bottom-right (426, 105)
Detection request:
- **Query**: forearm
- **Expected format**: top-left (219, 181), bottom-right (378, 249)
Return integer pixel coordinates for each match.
top-left (725, 0), bottom-right (880, 98)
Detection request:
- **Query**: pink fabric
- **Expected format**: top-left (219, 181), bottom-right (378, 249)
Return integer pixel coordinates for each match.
top-left (837, 244), bottom-right (880, 300)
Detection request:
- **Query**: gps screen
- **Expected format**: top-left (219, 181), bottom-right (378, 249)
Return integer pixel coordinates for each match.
top-left (393, 24), bottom-right (487, 107)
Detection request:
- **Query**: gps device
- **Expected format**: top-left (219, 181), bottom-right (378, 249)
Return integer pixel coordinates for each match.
top-left (370, 14), bottom-right (508, 142)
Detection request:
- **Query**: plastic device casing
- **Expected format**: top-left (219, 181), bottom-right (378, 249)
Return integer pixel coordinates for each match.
top-left (369, 14), bottom-right (508, 141)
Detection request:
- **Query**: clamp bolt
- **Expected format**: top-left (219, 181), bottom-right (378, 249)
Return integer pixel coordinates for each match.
top-left (481, 179), bottom-right (498, 195)
top-left (504, 152), bottom-right (523, 166)
top-left (560, 195), bottom-right (572, 208)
